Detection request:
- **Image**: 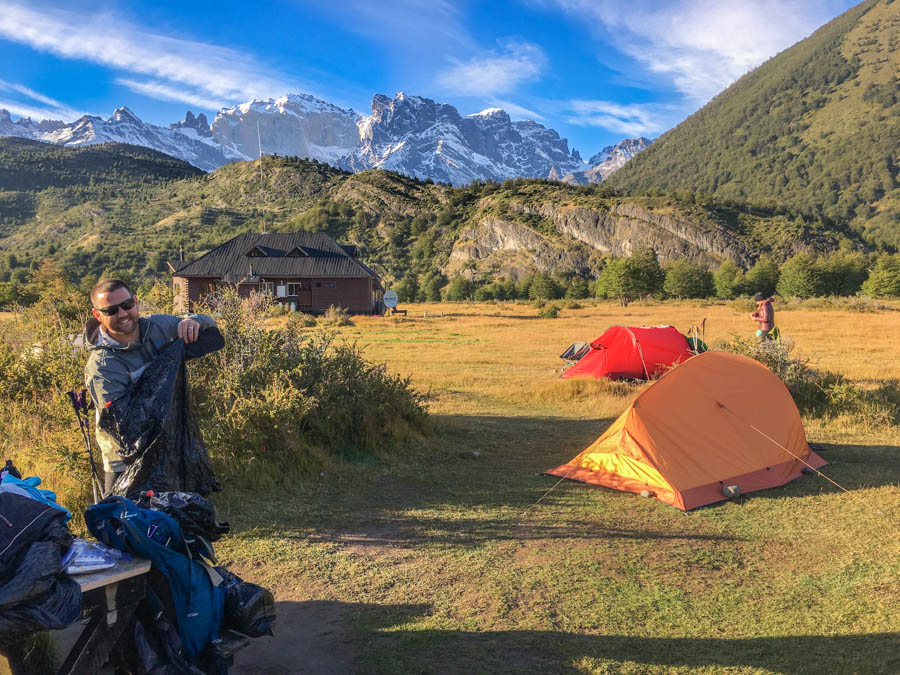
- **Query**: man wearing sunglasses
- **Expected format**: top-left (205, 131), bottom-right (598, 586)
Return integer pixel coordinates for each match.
top-left (83, 278), bottom-right (222, 493)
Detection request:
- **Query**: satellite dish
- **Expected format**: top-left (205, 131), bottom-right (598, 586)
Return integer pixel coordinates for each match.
top-left (383, 289), bottom-right (399, 309)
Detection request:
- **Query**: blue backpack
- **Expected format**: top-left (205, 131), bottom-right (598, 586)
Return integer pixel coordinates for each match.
top-left (84, 496), bottom-right (224, 657)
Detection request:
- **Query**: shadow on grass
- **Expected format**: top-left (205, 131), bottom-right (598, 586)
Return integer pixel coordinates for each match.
top-left (235, 600), bottom-right (900, 675)
top-left (221, 415), bottom-right (898, 546)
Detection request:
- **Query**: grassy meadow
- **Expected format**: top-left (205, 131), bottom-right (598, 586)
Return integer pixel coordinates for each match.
top-left (215, 299), bottom-right (900, 674)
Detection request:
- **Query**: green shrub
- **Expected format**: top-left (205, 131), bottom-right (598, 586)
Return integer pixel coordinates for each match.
top-left (744, 256), bottom-right (780, 297)
top-left (714, 260), bottom-right (745, 299)
top-left (320, 304), bottom-right (353, 326)
top-left (445, 275), bottom-right (475, 301)
top-left (663, 259), bottom-right (714, 299)
top-left (861, 254), bottom-right (900, 298)
top-left (715, 335), bottom-right (897, 428)
top-left (191, 288), bottom-right (428, 481)
top-left (537, 305), bottom-right (560, 319)
top-left (777, 253), bottom-right (821, 298)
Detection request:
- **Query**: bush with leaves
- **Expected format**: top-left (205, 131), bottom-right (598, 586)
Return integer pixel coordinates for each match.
top-left (776, 253), bottom-right (821, 298)
top-left (861, 254), bottom-right (900, 298)
top-left (743, 256), bottom-right (780, 297)
top-left (663, 259), bottom-right (714, 299)
top-left (190, 288), bottom-right (428, 480)
top-left (715, 335), bottom-right (897, 429)
top-left (537, 304), bottom-right (560, 319)
top-left (714, 259), bottom-right (745, 299)
top-left (528, 272), bottom-right (562, 300)
top-left (320, 304), bottom-right (353, 326)
top-left (565, 277), bottom-right (590, 299)
top-left (816, 250), bottom-right (867, 296)
top-left (444, 276), bottom-right (475, 302)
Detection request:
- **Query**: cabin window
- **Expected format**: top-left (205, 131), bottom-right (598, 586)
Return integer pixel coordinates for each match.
top-left (260, 282), bottom-right (275, 296)
top-left (287, 283), bottom-right (302, 295)
top-left (315, 282), bottom-right (321, 287)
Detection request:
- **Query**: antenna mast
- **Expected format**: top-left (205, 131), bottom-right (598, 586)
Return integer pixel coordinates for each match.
top-left (257, 120), bottom-right (266, 235)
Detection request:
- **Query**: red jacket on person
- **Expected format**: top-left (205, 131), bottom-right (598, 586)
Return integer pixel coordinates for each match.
top-left (751, 299), bottom-right (774, 331)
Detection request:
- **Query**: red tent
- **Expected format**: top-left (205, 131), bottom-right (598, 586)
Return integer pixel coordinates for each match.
top-left (561, 325), bottom-right (694, 381)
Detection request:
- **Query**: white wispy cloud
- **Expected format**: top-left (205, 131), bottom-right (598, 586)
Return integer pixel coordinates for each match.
top-left (566, 100), bottom-right (672, 136)
top-left (0, 1), bottom-right (308, 112)
top-left (550, 0), bottom-right (851, 102)
top-left (0, 98), bottom-right (77, 122)
top-left (437, 41), bottom-right (547, 97)
top-left (115, 79), bottom-right (226, 112)
top-left (0, 79), bottom-right (86, 120)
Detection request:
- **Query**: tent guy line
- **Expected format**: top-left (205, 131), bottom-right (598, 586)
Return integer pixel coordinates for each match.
top-left (747, 423), bottom-right (849, 494)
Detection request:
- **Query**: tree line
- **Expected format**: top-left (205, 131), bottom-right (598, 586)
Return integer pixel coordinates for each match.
top-left (393, 245), bottom-right (900, 305)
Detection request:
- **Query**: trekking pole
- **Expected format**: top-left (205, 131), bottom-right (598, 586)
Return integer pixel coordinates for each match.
top-left (67, 390), bottom-right (102, 504)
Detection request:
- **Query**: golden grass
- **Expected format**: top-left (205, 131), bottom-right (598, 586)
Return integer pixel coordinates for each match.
top-left (214, 299), bottom-right (899, 672)
top-left (340, 299), bottom-right (900, 416)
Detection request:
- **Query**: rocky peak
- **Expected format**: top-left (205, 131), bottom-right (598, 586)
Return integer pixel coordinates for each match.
top-left (110, 107), bottom-right (141, 125)
top-left (588, 137), bottom-right (652, 166)
top-left (365, 93), bottom-right (463, 144)
top-left (170, 110), bottom-right (213, 137)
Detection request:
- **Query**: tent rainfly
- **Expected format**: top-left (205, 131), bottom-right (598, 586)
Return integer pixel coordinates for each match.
top-left (546, 351), bottom-right (826, 510)
top-left (561, 325), bottom-right (694, 381)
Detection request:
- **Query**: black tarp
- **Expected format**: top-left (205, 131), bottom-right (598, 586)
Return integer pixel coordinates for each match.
top-left (99, 339), bottom-right (221, 497)
top-left (0, 492), bottom-right (80, 644)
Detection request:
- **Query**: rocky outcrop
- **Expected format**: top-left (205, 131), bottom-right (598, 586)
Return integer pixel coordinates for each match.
top-left (446, 200), bottom-right (754, 280)
top-left (446, 217), bottom-right (602, 281)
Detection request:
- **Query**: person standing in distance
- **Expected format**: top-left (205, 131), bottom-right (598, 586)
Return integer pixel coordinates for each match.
top-left (83, 279), bottom-right (222, 493)
top-left (750, 292), bottom-right (775, 342)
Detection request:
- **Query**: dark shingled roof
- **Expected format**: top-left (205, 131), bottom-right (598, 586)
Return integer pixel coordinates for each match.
top-left (174, 232), bottom-right (380, 281)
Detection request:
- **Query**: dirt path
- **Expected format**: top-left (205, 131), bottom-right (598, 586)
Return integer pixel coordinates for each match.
top-left (232, 600), bottom-right (353, 674)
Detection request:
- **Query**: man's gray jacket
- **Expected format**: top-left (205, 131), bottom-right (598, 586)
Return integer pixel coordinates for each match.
top-left (83, 313), bottom-right (218, 471)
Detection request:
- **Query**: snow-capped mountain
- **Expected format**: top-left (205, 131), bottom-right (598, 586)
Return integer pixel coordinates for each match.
top-left (0, 92), bottom-right (646, 185)
top-left (210, 94), bottom-right (361, 166)
top-left (562, 137), bottom-right (653, 185)
top-left (342, 93), bottom-right (585, 185)
top-left (0, 107), bottom-right (240, 171)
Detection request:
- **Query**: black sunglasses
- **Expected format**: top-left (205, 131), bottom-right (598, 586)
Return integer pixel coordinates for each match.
top-left (95, 297), bottom-right (136, 316)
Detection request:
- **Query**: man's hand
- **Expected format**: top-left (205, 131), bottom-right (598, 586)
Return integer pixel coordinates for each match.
top-left (177, 318), bottom-right (201, 343)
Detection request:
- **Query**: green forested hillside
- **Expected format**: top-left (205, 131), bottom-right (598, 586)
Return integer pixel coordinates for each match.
top-left (0, 137), bottom-right (204, 191)
top-left (0, 140), bottom-right (880, 304)
top-left (607, 0), bottom-right (899, 248)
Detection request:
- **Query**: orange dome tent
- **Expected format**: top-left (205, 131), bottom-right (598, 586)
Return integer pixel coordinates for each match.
top-left (546, 351), bottom-right (826, 510)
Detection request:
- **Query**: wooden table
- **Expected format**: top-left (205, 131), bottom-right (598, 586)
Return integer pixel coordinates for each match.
top-left (57, 558), bottom-right (151, 675)
top-left (3, 557), bottom-right (249, 673)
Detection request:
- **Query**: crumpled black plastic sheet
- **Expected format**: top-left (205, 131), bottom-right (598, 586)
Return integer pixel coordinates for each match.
top-left (100, 340), bottom-right (221, 497)
top-left (135, 491), bottom-right (229, 543)
top-left (0, 494), bottom-right (80, 644)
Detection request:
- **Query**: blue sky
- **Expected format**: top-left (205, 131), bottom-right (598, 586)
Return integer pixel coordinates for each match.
top-left (1, 0), bottom-right (857, 158)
